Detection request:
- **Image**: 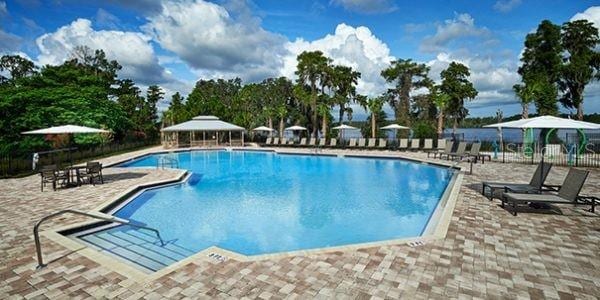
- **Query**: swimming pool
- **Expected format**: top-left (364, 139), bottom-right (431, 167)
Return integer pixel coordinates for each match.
top-left (74, 150), bottom-right (455, 271)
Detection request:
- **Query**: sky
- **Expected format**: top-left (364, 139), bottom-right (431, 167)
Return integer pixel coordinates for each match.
top-left (0, 0), bottom-right (599, 120)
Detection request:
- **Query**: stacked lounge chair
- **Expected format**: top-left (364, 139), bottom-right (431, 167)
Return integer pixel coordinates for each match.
top-left (409, 139), bottom-right (420, 151)
top-left (367, 138), bottom-right (376, 148)
top-left (481, 162), bottom-right (552, 200)
top-left (358, 138), bottom-right (366, 148)
top-left (398, 139), bottom-right (408, 150)
top-left (502, 168), bottom-right (594, 215)
top-left (378, 138), bottom-right (387, 149)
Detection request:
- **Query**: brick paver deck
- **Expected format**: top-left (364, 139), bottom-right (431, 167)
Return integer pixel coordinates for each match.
top-left (1, 147), bottom-right (599, 299)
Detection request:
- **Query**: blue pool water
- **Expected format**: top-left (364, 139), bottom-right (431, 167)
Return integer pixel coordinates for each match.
top-left (101, 151), bottom-right (453, 258)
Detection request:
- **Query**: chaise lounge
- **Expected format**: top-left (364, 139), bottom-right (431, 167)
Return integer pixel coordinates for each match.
top-left (481, 162), bottom-right (553, 200)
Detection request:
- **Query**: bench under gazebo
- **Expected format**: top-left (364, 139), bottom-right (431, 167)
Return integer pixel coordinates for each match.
top-left (161, 116), bottom-right (245, 148)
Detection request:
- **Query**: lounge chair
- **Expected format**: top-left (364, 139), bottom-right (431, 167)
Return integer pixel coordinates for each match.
top-left (409, 139), bottom-right (420, 151)
top-left (502, 168), bottom-right (593, 216)
top-left (398, 139), bottom-right (408, 150)
top-left (319, 138), bottom-right (326, 146)
top-left (378, 138), bottom-right (387, 149)
top-left (463, 142), bottom-right (482, 162)
top-left (358, 138), bottom-right (366, 148)
top-left (81, 162), bottom-right (104, 185)
top-left (443, 142), bottom-right (467, 160)
top-left (367, 138), bottom-right (376, 148)
top-left (349, 138), bottom-right (357, 147)
top-left (481, 163), bottom-right (553, 200)
top-left (273, 137), bottom-right (280, 145)
top-left (428, 141), bottom-right (453, 158)
top-left (308, 138), bottom-right (316, 147)
top-left (423, 139), bottom-right (433, 151)
top-left (281, 138), bottom-right (288, 146)
top-left (329, 138), bottom-right (337, 147)
top-left (264, 137), bottom-right (272, 145)
top-left (297, 138), bottom-right (307, 147)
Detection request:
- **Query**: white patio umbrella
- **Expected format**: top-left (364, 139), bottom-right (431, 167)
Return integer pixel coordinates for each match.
top-left (484, 115), bottom-right (600, 185)
top-left (284, 125), bottom-right (307, 131)
top-left (22, 125), bottom-right (110, 135)
top-left (381, 123), bottom-right (410, 139)
top-left (332, 124), bottom-right (357, 140)
top-left (251, 126), bottom-right (275, 132)
top-left (22, 125), bottom-right (110, 167)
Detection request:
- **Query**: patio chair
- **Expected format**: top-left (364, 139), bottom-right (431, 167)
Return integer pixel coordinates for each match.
top-left (502, 168), bottom-right (592, 216)
top-left (349, 138), bottom-right (357, 147)
top-left (398, 139), bottom-right (408, 150)
top-left (273, 137), bottom-right (280, 145)
top-left (409, 139), bottom-right (420, 151)
top-left (329, 138), bottom-right (337, 147)
top-left (319, 138), bottom-right (326, 146)
top-left (368, 138), bottom-right (376, 148)
top-left (81, 162), bottom-right (104, 185)
top-left (40, 165), bottom-right (67, 191)
top-left (463, 142), bottom-right (482, 162)
top-left (281, 138), bottom-right (288, 146)
top-left (358, 138), bottom-right (366, 148)
top-left (481, 162), bottom-right (553, 201)
top-left (423, 139), bottom-right (433, 151)
top-left (308, 138), bottom-right (316, 146)
top-left (378, 139), bottom-right (387, 149)
top-left (443, 142), bottom-right (467, 160)
top-left (264, 137), bottom-right (272, 145)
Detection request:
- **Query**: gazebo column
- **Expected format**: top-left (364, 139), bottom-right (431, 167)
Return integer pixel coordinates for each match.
top-left (203, 131), bottom-right (206, 147)
top-left (229, 131), bottom-right (232, 146)
top-left (216, 132), bottom-right (219, 146)
top-left (242, 131), bottom-right (245, 147)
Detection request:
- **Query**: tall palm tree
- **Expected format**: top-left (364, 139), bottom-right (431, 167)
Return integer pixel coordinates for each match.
top-left (295, 51), bottom-right (331, 137)
top-left (366, 97), bottom-right (385, 138)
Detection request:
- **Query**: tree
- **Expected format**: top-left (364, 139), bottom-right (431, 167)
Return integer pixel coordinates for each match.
top-left (559, 19), bottom-right (600, 120)
top-left (381, 59), bottom-right (430, 126)
top-left (0, 55), bottom-right (37, 82)
top-left (513, 82), bottom-right (541, 119)
top-left (429, 84), bottom-right (450, 136)
top-left (440, 62), bottom-right (478, 133)
top-left (366, 97), bottom-right (385, 138)
top-left (163, 92), bottom-right (186, 127)
top-left (143, 85), bottom-right (163, 138)
top-left (517, 20), bottom-right (562, 116)
top-left (295, 51), bottom-right (331, 137)
top-left (330, 65), bottom-right (360, 123)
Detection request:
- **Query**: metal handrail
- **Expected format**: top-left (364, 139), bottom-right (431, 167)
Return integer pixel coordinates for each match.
top-left (33, 209), bottom-right (165, 269)
top-left (157, 156), bottom-right (179, 169)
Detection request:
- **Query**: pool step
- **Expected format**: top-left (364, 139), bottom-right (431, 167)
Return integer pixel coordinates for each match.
top-left (79, 225), bottom-right (195, 272)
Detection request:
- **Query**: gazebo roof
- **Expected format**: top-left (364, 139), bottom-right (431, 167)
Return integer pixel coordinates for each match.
top-left (161, 116), bottom-right (245, 132)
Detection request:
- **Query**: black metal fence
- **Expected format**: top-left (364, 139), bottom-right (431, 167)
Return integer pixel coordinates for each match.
top-left (0, 140), bottom-right (158, 178)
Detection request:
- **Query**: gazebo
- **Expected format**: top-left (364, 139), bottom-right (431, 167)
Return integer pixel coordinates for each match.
top-left (161, 116), bottom-right (246, 148)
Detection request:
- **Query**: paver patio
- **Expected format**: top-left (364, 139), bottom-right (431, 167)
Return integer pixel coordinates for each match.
top-left (0, 147), bottom-right (599, 299)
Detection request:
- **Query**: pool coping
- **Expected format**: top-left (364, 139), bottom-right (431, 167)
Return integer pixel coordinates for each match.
top-left (41, 147), bottom-right (464, 284)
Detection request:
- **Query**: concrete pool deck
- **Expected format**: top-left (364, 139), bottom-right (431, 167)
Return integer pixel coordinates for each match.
top-left (1, 146), bottom-right (599, 299)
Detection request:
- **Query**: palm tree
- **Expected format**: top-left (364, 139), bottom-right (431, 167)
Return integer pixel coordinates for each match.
top-left (366, 97), bottom-right (385, 138)
top-left (331, 65), bottom-right (361, 123)
top-left (513, 82), bottom-right (540, 119)
top-left (295, 51), bottom-right (331, 137)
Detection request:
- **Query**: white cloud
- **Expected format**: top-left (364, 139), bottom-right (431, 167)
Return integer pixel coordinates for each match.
top-left (493, 0), bottom-right (522, 13)
top-left (0, 1), bottom-right (7, 18)
top-left (420, 13), bottom-right (492, 53)
top-left (570, 6), bottom-right (600, 31)
top-left (283, 23), bottom-right (394, 96)
top-left (330, 0), bottom-right (397, 14)
top-left (35, 18), bottom-right (174, 85)
top-left (143, 0), bottom-right (288, 82)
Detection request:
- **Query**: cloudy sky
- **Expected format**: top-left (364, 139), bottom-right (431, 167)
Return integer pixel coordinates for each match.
top-left (0, 0), bottom-right (599, 119)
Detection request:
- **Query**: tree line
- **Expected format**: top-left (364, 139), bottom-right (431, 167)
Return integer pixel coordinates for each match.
top-left (164, 52), bottom-right (478, 140)
top-left (0, 46), bottom-right (164, 156)
top-left (514, 19), bottom-right (599, 120)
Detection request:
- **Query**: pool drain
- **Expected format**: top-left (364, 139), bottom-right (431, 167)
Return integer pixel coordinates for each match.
top-left (407, 240), bottom-right (426, 247)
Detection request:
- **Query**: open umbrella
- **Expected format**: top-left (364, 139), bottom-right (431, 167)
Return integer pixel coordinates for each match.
top-left (381, 123), bottom-right (410, 139)
top-left (22, 125), bottom-right (110, 167)
top-left (251, 126), bottom-right (275, 132)
top-left (284, 125), bottom-right (307, 131)
top-left (332, 124), bottom-right (357, 140)
top-left (484, 115), bottom-right (600, 187)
